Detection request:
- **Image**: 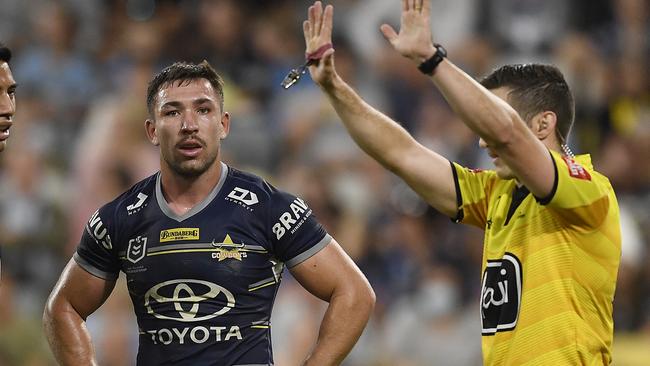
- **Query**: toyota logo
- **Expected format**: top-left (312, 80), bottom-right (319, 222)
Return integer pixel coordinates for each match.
top-left (144, 279), bottom-right (235, 322)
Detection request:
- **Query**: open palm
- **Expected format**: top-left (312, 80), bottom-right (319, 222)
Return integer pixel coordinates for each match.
top-left (380, 0), bottom-right (435, 63)
top-left (302, 1), bottom-right (336, 87)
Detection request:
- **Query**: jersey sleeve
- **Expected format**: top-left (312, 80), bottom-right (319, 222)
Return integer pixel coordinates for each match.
top-left (73, 206), bottom-right (120, 281)
top-left (451, 161), bottom-right (498, 229)
top-left (537, 150), bottom-right (611, 229)
top-left (266, 189), bottom-right (330, 268)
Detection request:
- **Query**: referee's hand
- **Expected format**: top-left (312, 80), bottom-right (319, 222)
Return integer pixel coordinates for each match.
top-left (303, 1), bottom-right (336, 88)
top-left (380, 0), bottom-right (436, 64)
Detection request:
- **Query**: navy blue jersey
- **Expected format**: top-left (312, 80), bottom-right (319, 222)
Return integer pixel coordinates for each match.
top-left (74, 163), bottom-right (330, 366)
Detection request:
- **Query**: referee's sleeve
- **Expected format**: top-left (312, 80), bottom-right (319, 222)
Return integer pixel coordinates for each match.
top-left (540, 150), bottom-right (611, 229)
top-left (451, 162), bottom-right (497, 229)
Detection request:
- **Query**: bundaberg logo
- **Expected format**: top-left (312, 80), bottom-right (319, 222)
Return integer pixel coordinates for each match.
top-left (159, 228), bottom-right (200, 243)
top-left (211, 234), bottom-right (247, 261)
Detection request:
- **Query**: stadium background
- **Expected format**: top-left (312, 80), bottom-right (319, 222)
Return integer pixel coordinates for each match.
top-left (0, 0), bottom-right (648, 365)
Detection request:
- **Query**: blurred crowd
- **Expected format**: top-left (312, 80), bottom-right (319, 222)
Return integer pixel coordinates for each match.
top-left (0, 0), bottom-right (648, 365)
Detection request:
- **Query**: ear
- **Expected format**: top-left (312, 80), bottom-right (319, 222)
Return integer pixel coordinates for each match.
top-left (219, 112), bottom-right (231, 139)
top-left (145, 119), bottom-right (159, 146)
top-left (531, 111), bottom-right (557, 142)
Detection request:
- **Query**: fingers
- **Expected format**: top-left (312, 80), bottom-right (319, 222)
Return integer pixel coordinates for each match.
top-left (314, 1), bottom-right (323, 37)
top-left (405, 0), bottom-right (426, 13)
top-left (303, 20), bottom-right (311, 44)
top-left (308, 3), bottom-right (316, 38)
top-left (422, 0), bottom-right (430, 14)
top-left (307, 1), bottom-right (332, 39)
top-left (321, 4), bottom-right (333, 40)
top-left (380, 24), bottom-right (398, 46)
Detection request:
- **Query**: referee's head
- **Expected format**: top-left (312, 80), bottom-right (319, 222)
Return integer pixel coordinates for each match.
top-left (480, 64), bottom-right (575, 148)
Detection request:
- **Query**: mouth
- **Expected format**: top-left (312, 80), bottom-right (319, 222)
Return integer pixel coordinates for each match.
top-left (0, 123), bottom-right (10, 141)
top-left (176, 139), bottom-right (204, 158)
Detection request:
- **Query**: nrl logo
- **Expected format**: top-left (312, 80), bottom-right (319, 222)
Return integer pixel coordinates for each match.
top-left (211, 234), bottom-right (247, 262)
top-left (127, 235), bottom-right (148, 264)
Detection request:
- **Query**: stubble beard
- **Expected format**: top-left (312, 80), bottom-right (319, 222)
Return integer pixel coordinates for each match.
top-left (165, 146), bottom-right (220, 178)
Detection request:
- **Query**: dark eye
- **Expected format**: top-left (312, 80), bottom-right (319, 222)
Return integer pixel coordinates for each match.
top-left (7, 87), bottom-right (16, 97)
top-left (164, 110), bottom-right (179, 117)
top-left (198, 107), bottom-right (210, 114)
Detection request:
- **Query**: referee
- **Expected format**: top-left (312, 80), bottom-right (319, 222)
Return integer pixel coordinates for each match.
top-left (303, 1), bottom-right (621, 364)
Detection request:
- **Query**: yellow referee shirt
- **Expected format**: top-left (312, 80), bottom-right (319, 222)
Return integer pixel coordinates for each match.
top-left (452, 150), bottom-right (621, 365)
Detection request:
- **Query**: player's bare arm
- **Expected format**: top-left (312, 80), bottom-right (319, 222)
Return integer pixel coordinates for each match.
top-left (381, 0), bottom-right (555, 197)
top-left (305, 1), bottom-right (458, 217)
top-left (43, 259), bottom-right (116, 366)
top-left (289, 239), bottom-right (375, 366)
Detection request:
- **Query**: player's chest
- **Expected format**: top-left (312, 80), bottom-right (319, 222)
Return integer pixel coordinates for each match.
top-left (117, 211), bottom-right (275, 288)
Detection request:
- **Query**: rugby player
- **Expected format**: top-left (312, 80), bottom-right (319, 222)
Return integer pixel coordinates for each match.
top-left (0, 43), bottom-right (16, 153)
top-left (0, 42), bottom-right (17, 277)
top-left (43, 61), bottom-right (375, 365)
top-left (304, 1), bottom-right (621, 364)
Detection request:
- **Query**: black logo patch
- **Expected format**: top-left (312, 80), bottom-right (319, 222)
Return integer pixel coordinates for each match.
top-left (480, 252), bottom-right (522, 335)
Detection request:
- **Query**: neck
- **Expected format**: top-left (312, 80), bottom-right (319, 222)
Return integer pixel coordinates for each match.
top-left (543, 137), bottom-right (562, 154)
top-left (159, 160), bottom-right (223, 215)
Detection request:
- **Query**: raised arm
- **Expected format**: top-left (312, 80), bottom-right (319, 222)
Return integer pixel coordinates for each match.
top-left (304, 1), bottom-right (458, 217)
top-left (290, 239), bottom-right (375, 366)
top-left (43, 259), bottom-right (116, 366)
top-left (380, 0), bottom-right (555, 197)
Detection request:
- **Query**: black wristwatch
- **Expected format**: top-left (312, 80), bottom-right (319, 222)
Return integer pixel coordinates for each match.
top-left (418, 44), bottom-right (447, 76)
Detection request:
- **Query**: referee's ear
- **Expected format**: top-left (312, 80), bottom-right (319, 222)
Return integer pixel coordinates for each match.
top-left (532, 111), bottom-right (557, 143)
top-left (145, 118), bottom-right (160, 146)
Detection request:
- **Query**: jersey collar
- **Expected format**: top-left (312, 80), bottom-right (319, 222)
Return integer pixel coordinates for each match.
top-left (155, 161), bottom-right (229, 222)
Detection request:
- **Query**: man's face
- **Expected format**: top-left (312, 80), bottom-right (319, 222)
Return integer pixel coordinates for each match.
top-left (480, 87), bottom-right (516, 180)
top-left (0, 61), bottom-right (17, 153)
top-left (146, 78), bottom-right (229, 177)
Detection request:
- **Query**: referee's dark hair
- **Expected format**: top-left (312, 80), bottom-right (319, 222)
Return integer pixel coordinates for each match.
top-left (0, 43), bottom-right (12, 63)
top-left (480, 64), bottom-right (575, 144)
top-left (146, 60), bottom-right (225, 118)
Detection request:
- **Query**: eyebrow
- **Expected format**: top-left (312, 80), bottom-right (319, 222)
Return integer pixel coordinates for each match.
top-left (0, 83), bottom-right (17, 90)
top-left (159, 98), bottom-right (215, 110)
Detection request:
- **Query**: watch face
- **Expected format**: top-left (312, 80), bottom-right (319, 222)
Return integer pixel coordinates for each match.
top-left (434, 44), bottom-right (447, 57)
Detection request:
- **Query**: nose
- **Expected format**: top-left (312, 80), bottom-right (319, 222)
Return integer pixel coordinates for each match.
top-left (0, 91), bottom-right (15, 120)
top-left (478, 137), bottom-right (487, 149)
top-left (180, 113), bottom-right (199, 133)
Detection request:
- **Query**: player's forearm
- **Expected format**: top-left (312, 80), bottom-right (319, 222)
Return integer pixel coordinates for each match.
top-left (319, 74), bottom-right (421, 172)
top-left (430, 59), bottom-right (521, 146)
top-left (302, 283), bottom-right (375, 366)
top-left (43, 299), bottom-right (98, 366)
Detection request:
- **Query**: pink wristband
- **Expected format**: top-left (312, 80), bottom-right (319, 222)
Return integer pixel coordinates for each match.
top-left (305, 43), bottom-right (333, 62)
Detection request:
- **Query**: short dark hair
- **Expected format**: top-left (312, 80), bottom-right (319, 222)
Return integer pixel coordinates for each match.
top-left (146, 60), bottom-right (224, 117)
top-left (480, 64), bottom-right (574, 143)
top-left (0, 43), bottom-right (12, 63)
